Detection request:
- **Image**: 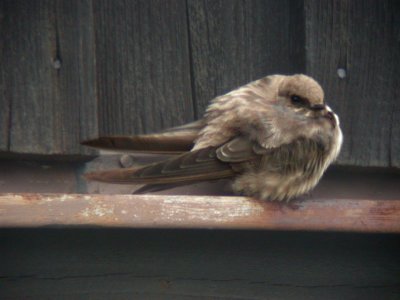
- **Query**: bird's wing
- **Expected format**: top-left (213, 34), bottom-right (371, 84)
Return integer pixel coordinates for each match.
top-left (84, 137), bottom-right (259, 185)
top-left (216, 137), bottom-right (266, 162)
top-left (81, 120), bottom-right (204, 154)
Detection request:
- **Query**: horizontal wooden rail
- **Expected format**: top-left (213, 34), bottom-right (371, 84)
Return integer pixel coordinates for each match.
top-left (0, 193), bottom-right (399, 233)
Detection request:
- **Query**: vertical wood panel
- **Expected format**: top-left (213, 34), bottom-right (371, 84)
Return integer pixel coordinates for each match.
top-left (55, 0), bottom-right (98, 151)
top-left (305, 0), bottom-right (400, 167)
top-left (0, 2), bottom-right (9, 151)
top-left (390, 2), bottom-right (400, 167)
top-left (93, 0), bottom-right (194, 136)
top-left (0, 0), bottom-right (97, 156)
top-left (187, 0), bottom-right (306, 115)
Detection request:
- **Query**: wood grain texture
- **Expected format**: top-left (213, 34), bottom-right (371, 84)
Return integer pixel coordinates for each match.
top-left (1, 0), bottom-right (398, 168)
top-left (305, 0), bottom-right (400, 167)
top-left (0, 228), bottom-right (400, 300)
top-left (1, 229), bottom-right (399, 299)
top-left (93, 0), bottom-right (194, 136)
top-left (0, 2), bottom-right (10, 151)
top-left (187, 0), bottom-right (306, 115)
top-left (0, 0), bottom-right (98, 156)
top-left (1, 193), bottom-right (400, 233)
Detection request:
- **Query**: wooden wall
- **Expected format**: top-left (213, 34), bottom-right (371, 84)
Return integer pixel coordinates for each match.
top-left (0, 0), bottom-right (399, 167)
top-left (305, 0), bottom-right (400, 167)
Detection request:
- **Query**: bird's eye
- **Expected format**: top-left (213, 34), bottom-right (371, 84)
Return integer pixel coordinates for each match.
top-left (290, 95), bottom-right (303, 105)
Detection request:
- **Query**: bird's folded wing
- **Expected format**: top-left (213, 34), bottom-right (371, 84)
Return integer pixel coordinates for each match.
top-left (216, 136), bottom-right (267, 162)
top-left (85, 146), bottom-right (233, 184)
top-left (81, 120), bottom-right (204, 153)
top-left (84, 137), bottom-right (260, 185)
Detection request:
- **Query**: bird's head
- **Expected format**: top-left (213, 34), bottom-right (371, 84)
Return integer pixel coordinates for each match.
top-left (275, 74), bottom-right (339, 129)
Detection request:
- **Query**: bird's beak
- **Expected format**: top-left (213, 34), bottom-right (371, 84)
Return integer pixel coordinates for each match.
top-left (322, 105), bottom-right (337, 128)
top-left (310, 104), bottom-right (337, 128)
top-left (311, 104), bottom-right (325, 111)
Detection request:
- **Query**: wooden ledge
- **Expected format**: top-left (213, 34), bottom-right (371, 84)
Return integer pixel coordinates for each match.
top-left (0, 193), bottom-right (399, 233)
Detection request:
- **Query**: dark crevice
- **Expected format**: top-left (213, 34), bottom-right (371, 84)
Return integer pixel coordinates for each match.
top-left (2, 273), bottom-right (399, 290)
top-left (53, 5), bottom-right (62, 75)
top-left (6, 85), bottom-right (12, 152)
top-left (388, 106), bottom-right (394, 167)
top-left (289, 0), bottom-right (306, 73)
top-left (185, 0), bottom-right (198, 120)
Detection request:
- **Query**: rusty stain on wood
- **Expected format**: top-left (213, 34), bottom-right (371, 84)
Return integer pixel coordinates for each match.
top-left (0, 193), bottom-right (400, 233)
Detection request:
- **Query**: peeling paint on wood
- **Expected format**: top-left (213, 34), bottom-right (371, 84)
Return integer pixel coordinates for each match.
top-left (158, 196), bottom-right (264, 222)
top-left (0, 193), bottom-right (400, 233)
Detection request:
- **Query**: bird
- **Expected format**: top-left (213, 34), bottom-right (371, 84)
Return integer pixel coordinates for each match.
top-left (83, 74), bottom-right (343, 201)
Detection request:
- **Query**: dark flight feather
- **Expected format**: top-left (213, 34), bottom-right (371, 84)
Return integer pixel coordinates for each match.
top-left (81, 120), bottom-right (204, 153)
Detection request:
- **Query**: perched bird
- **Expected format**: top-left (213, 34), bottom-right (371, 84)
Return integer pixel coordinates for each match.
top-left (83, 74), bottom-right (343, 201)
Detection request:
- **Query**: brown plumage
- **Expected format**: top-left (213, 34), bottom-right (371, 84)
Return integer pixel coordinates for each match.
top-left (83, 74), bottom-right (343, 201)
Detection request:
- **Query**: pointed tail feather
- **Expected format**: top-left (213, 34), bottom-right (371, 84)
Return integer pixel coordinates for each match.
top-left (81, 134), bottom-right (196, 154)
top-left (81, 120), bottom-right (203, 153)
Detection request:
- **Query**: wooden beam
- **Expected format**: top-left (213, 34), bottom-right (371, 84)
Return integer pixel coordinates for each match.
top-left (1, 193), bottom-right (399, 233)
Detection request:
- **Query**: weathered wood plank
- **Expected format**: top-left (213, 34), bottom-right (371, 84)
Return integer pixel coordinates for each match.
top-left (305, 0), bottom-right (400, 167)
top-left (187, 0), bottom-right (306, 115)
top-left (1, 193), bottom-right (400, 233)
top-left (55, 0), bottom-right (99, 149)
top-left (93, 0), bottom-right (194, 136)
top-left (0, 1), bottom-right (9, 151)
top-left (0, 0), bottom-right (97, 156)
top-left (1, 229), bottom-right (399, 299)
